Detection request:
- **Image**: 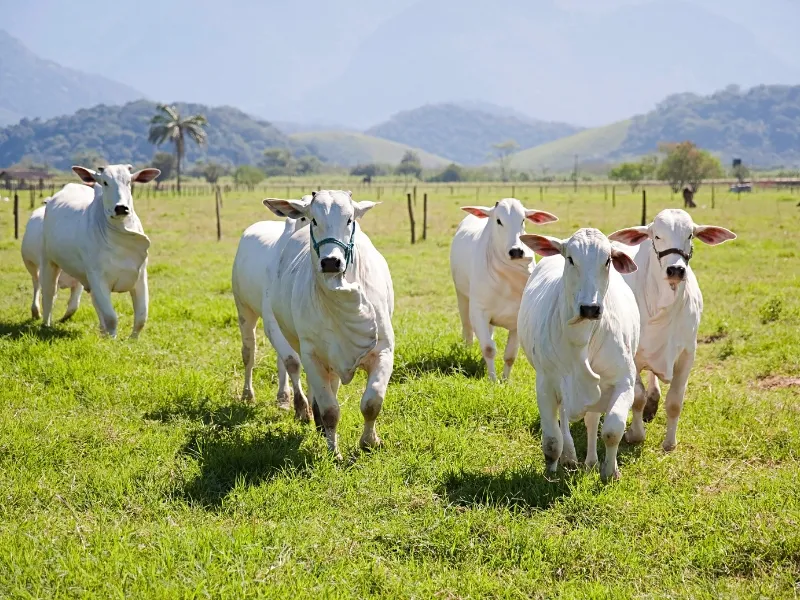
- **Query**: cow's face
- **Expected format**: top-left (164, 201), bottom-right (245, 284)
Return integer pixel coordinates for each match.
top-left (263, 190), bottom-right (377, 286)
top-left (72, 164), bottom-right (160, 220)
top-left (461, 198), bottom-right (558, 263)
top-left (522, 228), bottom-right (637, 322)
top-left (609, 209), bottom-right (736, 289)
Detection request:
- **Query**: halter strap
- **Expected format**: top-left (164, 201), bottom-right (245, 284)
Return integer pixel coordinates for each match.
top-left (654, 241), bottom-right (693, 263)
top-left (310, 221), bottom-right (357, 269)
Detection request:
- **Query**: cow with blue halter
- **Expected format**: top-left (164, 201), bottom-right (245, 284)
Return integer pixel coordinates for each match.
top-left (263, 190), bottom-right (394, 459)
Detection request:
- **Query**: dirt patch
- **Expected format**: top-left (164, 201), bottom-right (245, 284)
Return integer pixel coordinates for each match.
top-left (699, 331), bottom-right (727, 344)
top-left (756, 376), bottom-right (800, 390)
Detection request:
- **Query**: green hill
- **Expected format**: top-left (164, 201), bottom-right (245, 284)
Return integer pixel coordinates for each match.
top-left (507, 120), bottom-right (632, 172)
top-left (0, 100), bottom-right (303, 169)
top-left (367, 103), bottom-right (581, 165)
top-left (290, 131), bottom-right (451, 168)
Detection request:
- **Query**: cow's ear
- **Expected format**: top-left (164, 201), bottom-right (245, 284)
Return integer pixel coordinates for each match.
top-left (262, 197), bottom-right (310, 219)
top-left (132, 168), bottom-right (161, 183)
top-left (461, 206), bottom-right (493, 218)
top-left (354, 200), bottom-right (379, 219)
top-left (524, 208), bottom-right (559, 224)
top-left (610, 247), bottom-right (638, 274)
top-left (693, 225), bottom-right (736, 245)
top-left (72, 166), bottom-right (97, 185)
top-left (520, 234), bottom-right (563, 257)
top-left (609, 225), bottom-right (650, 246)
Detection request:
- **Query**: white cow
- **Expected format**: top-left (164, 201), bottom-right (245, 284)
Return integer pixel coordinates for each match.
top-left (450, 198), bottom-right (558, 381)
top-left (518, 228), bottom-right (640, 482)
top-left (264, 190), bottom-right (394, 459)
top-left (41, 164), bottom-right (160, 338)
top-left (609, 209), bottom-right (736, 451)
top-left (21, 199), bottom-right (84, 321)
top-left (231, 206), bottom-right (310, 418)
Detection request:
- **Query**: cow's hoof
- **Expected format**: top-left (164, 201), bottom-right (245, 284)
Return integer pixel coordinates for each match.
top-left (662, 440), bottom-right (677, 452)
top-left (241, 388), bottom-right (255, 403)
top-left (276, 393), bottom-right (291, 410)
top-left (359, 435), bottom-right (383, 451)
top-left (624, 429), bottom-right (646, 444)
top-left (600, 465), bottom-right (621, 483)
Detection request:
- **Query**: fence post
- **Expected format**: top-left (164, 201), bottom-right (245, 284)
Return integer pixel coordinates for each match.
top-left (539, 186), bottom-right (543, 202)
top-left (640, 189), bottom-right (647, 226)
top-left (29, 184), bottom-right (35, 209)
top-left (377, 186), bottom-right (381, 200)
top-left (612, 186), bottom-right (616, 208)
top-left (413, 185), bottom-right (417, 207)
top-left (423, 193), bottom-right (428, 241)
top-left (511, 185), bottom-right (515, 198)
top-left (215, 186), bottom-right (222, 241)
top-left (476, 186), bottom-right (479, 203)
top-left (712, 184), bottom-right (716, 210)
top-left (406, 193), bottom-right (416, 244)
top-left (604, 185), bottom-right (608, 201)
top-left (13, 192), bottom-right (19, 239)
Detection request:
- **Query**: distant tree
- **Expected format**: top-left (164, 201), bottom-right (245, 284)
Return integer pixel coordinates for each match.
top-left (640, 155), bottom-right (659, 179)
top-left (492, 139), bottom-right (519, 181)
top-left (148, 104), bottom-right (208, 193)
top-left (296, 155), bottom-right (322, 175)
top-left (608, 158), bottom-right (659, 191)
top-left (261, 148), bottom-right (296, 177)
top-left (202, 161), bottom-right (228, 184)
top-left (428, 163), bottom-right (464, 182)
top-left (732, 162), bottom-right (750, 184)
top-left (234, 165), bottom-right (265, 187)
top-left (396, 150), bottom-right (422, 181)
top-left (71, 150), bottom-right (107, 168)
top-left (150, 152), bottom-right (176, 188)
top-left (350, 163), bottom-right (387, 178)
top-left (657, 142), bottom-right (724, 192)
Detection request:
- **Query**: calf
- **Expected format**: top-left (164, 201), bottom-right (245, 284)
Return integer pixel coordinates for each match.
top-left (41, 164), bottom-right (160, 338)
top-left (450, 198), bottom-right (558, 380)
top-left (609, 209), bottom-right (736, 451)
top-left (518, 228), bottom-right (640, 482)
top-left (231, 207), bottom-right (310, 418)
top-left (264, 190), bottom-right (394, 458)
top-left (21, 200), bottom-right (84, 321)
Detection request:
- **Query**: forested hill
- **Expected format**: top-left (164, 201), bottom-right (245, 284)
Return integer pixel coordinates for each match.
top-left (0, 100), bottom-right (301, 169)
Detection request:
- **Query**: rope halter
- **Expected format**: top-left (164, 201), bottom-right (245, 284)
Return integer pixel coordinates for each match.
top-left (653, 240), bottom-right (693, 264)
top-left (310, 220), bottom-right (357, 270)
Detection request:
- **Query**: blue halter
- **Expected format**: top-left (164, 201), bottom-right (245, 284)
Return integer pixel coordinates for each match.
top-left (310, 220), bottom-right (357, 270)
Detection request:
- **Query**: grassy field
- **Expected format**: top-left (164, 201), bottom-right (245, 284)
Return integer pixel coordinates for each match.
top-left (0, 183), bottom-right (799, 598)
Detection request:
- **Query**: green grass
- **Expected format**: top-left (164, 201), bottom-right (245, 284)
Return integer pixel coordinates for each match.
top-left (1, 183), bottom-right (799, 598)
top-left (508, 120), bottom-right (633, 172)
top-left (289, 131), bottom-right (452, 169)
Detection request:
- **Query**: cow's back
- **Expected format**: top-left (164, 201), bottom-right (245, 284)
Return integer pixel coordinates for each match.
top-left (518, 255), bottom-right (564, 370)
top-left (232, 220), bottom-right (286, 317)
top-left (450, 215), bottom-right (486, 296)
top-left (21, 206), bottom-right (46, 265)
top-left (42, 184), bottom-right (95, 284)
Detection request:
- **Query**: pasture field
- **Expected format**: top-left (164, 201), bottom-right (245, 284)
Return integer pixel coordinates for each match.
top-left (0, 184), bottom-right (799, 598)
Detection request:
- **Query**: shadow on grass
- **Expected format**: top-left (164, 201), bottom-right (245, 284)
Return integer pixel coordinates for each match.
top-left (144, 397), bottom-right (258, 429)
top-left (179, 428), bottom-right (312, 508)
top-left (0, 319), bottom-right (80, 341)
top-left (392, 342), bottom-right (486, 382)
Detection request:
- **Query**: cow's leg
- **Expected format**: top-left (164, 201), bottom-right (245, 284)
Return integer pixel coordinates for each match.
top-left (600, 379), bottom-right (635, 483)
top-left (643, 370), bottom-right (661, 422)
top-left (61, 283), bottom-right (83, 322)
top-left (40, 260), bottom-right (60, 327)
top-left (559, 404), bottom-right (578, 468)
top-left (536, 376), bottom-right (562, 475)
top-left (263, 308), bottom-right (310, 422)
top-left (359, 346), bottom-right (394, 450)
top-left (502, 328), bottom-right (519, 380)
top-left (302, 353), bottom-right (341, 459)
top-left (275, 357), bottom-right (291, 410)
top-left (625, 372), bottom-right (647, 444)
top-left (662, 350), bottom-right (693, 452)
top-left (456, 291), bottom-right (473, 346)
top-left (584, 411), bottom-right (601, 469)
top-left (129, 269), bottom-right (149, 339)
top-left (470, 306), bottom-right (497, 381)
top-left (235, 297), bottom-right (259, 402)
top-left (88, 275), bottom-right (117, 338)
top-left (24, 260), bottom-right (41, 319)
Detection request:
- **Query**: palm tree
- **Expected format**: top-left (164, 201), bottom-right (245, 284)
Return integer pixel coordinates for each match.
top-left (148, 104), bottom-right (208, 193)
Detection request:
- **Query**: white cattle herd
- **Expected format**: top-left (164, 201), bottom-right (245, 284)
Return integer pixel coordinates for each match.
top-left (19, 164), bottom-right (737, 481)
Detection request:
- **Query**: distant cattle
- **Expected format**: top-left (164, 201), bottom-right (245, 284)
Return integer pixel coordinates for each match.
top-left (682, 186), bottom-right (696, 208)
top-left (450, 198), bottom-right (558, 381)
top-left (41, 164), bottom-right (160, 338)
top-left (518, 228), bottom-right (640, 482)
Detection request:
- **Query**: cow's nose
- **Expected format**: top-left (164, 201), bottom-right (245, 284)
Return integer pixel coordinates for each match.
top-left (666, 265), bottom-right (686, 280)
top-left (320, 256), bottom-right (343, 273)
top-left (114, 204), bottom-right (130, 216)
top-left (509, 247), bottom-right (524, 259)
top-left (579, 304), bottom-right (603, 320)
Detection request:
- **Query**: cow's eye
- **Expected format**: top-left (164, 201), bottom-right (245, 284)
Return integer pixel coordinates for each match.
top-left (496, 218), bottom-right (503, 226)
top-left (654, 235), bottom-right (660, 240)
top-left (300, 217), bottom-right (306, 222)
top-left (688, 234), bottom-right (693, 239)
top-left (568, 257), bottom-right (574, 266)
top-left (606, 258), bottom-right (611, 267)
top-left (347, 218), bottom-right (352, 225)
top-left (312, 218), bottom-right (317, 226)
top-left (103, 181), bottom-right (108, 187)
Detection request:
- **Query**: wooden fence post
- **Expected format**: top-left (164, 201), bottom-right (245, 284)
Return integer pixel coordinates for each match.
top-left (640, 189), bottom-right (647, 226)
top-left (604, 185), bottom-right (608, 201)
top-left (612, 186), bottom-right (616, 208)
top-left (413, 185), bottom-right (417, 207)
top-left (29, 184), bottom-right (35, 209)
top-left (539, 186), bottom-right (543, 202)
top-left (511, 185), bottom-right (515, 198)
top-left (215, 186), bottom-right (222, 241)
top-left (407, 193), bottom-right (416, 244)
top-left (423, 193), bottom-right (428, 241)
top-left (712, 184), bottom-right (716, 210)
top-left (13, 192), bottom-right (19, 239)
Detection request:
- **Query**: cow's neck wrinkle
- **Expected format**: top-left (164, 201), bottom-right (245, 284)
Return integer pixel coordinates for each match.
top-left (487, 241), bottom-right (531, 290)
top-left (90, 194), bottom-right (151, 262)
